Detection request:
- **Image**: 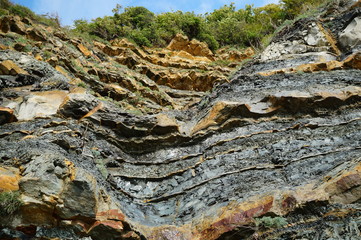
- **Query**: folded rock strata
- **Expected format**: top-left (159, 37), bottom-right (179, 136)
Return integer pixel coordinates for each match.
top-left (0, 1), bottom-right (361, 240)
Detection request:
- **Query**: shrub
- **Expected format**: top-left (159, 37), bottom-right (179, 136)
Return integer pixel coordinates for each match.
top-left (129, 29), bottom-right (152, 47)
top-left (8, 4), bottom-right (36, 19)
top-left (0, 191), bottom-right (23, 216)
top-left (0, 0), bottom-right (12, 9)
top-left (255, 216), bottom-right (288, 229)
top-left (0, 8), bottom-right (9, 16)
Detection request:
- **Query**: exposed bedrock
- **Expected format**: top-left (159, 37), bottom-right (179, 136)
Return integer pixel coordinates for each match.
top-left (1, 1), bottom-right (361, 240)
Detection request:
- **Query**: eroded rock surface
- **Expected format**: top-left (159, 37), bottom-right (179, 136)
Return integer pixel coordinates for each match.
top-left (1, 1), bottom-right (361, 240)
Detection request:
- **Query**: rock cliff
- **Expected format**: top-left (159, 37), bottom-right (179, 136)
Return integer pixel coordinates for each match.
top-left (0, 1), bottom-right (361, 240)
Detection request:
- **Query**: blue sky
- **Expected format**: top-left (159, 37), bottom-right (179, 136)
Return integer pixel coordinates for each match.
top-left (11, 0), bottom-right (279, 26)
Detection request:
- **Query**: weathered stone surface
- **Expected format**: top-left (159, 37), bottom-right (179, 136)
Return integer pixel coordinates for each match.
top-left (343, 51), bottom-right (361, 69)
top-left (111, 38), bottom-right (136, 49)
top-left (218, 47), bottom-right (255, 62)
top-left (167, 33), bottom-right (214, 60)
top-left (14, 90), bottom-right (68, 120)
top-left (77, 43), bottom-right (92, 57)
top-left (339, 16), bottom-right (361, 49)
top-left (58, 93), bottom-right (100, 119)
top-left (0, 15), bottom-right (26, 34)
top-left (0, 50), bottom-right (70, 90)
top-left (0, 60), bottom-right (28, 75)
top-left (304, 22), bottom-right (328, 46)
top-left (0, 107), bottom-right (18, 125)
top-left (0, 167), bottom-right (20, 191)
top-left (26, 27), bottom-right (47, 42)
top-left (55, 168), bottom-right (99, 219)
top-left (1, 2), bottom-right (361, 240)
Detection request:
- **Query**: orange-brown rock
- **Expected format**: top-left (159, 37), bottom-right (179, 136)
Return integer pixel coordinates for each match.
top-left (34, 53), bottom-right (43, 61)
top-left (55, 65), bottom-right (72, 80)
top-left (0, 43), bottom-right (8, 50)
top-left (325, 163), bottom-right (361, 204)
top-left (19, 196), bottom-right (57, 226)
top-left (96, 209), bottom-right (125, 222)
top-left (192, 101), bottom-right (243, 134)
top-left (104, 84), bottom-right (130, 100)
top-left (77, 43), bottom-right (92, 57)
top-left (102, 45), bottom-right (125, 56)
top-left (343, 52), bottom-right (361, 69)
top-left (0, 60), bottom-right (28, 75)
top-left (0, 167), bottom-right (20, 191)
top-left (258, 60), bottom-right (344, 76)
top-left (26, 27), bottom-right (47, 42)
top-left (167, 33), bottom-right (214, 60)
top-left (0, 107), bottom-right (18, 124)
top-left (111, 38), bottom-right (136, 49)
top-left (197, 196), bottom-right (274, 240)
top-left (16, 90), bottom-right (68, 121)
top-left (218, 47), bottom-right (255, 62)
top-left (88, 220), bottom-right (125, 240)
top-left (0, 15), bottom-right (26, 34)
top-left (191, 101), bottom-right (270, 134)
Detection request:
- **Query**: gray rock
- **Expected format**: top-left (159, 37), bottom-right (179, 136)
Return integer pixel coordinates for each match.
top-left (0, 50), bottom-right (69, 90)
top-left (55, 168), bottom-right (99, 219)
top-left (304, 23), bottom-right (328, 46)
top-left (339, 16), bottom-right (361, 50)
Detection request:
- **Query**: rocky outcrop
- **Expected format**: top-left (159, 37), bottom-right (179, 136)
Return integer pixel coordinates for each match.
top-left (1, 1), bottom-right (361, 240)
top-left (0, 60), bottom-right (28, 75)
top-left (167, 33), bottom-right (215, 60)
top-left (339, 16), bottom-right (361, 50)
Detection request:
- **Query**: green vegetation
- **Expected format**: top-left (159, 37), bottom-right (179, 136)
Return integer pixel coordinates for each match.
top-left (77, 82), bottom-right (87, 88)
top-left (0, 191), bottom-right (23, 216)
top-left (1, 0), bottom-right (346, 51)
top-left (92, 150), bottom-right (109, 179)
top-left (0, 0), bottom-right (60, 27)
top-left (71, 0), bottom-right (335, 50)
top-left (255, 216), bottom-right (288, 229)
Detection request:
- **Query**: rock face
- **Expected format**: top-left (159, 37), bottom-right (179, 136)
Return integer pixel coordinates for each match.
top-left (1, 1), bottom-right (361, 240)
top-left (167, 33), bottom-right (215, 60)
top-left (339, 16), bottom-right (361, 50)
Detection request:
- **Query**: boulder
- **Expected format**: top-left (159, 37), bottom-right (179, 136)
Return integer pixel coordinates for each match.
top-left (339, 17), bottom-right (361, 49)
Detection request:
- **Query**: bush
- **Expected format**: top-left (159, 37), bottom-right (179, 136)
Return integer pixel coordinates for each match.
top-left (0, 191), bottom-right (23, 216)
top-left (0, 8), bottom-right (9, 16)
top-left (8, 4), bottom-right (36, 19)
top-left (199, 33), bottom-right (219, 51)
top-left (70, 0), bottom-right (337, 50)
top-left (0, 0), bottom-right (12, 9)
top-left (255, 216), bottom-right (288, 229)
top-left (129, 29), bottom-right (151, 47)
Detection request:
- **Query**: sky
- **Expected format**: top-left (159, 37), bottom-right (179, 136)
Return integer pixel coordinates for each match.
top-left (11, 0), bottom-right (279, 26)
